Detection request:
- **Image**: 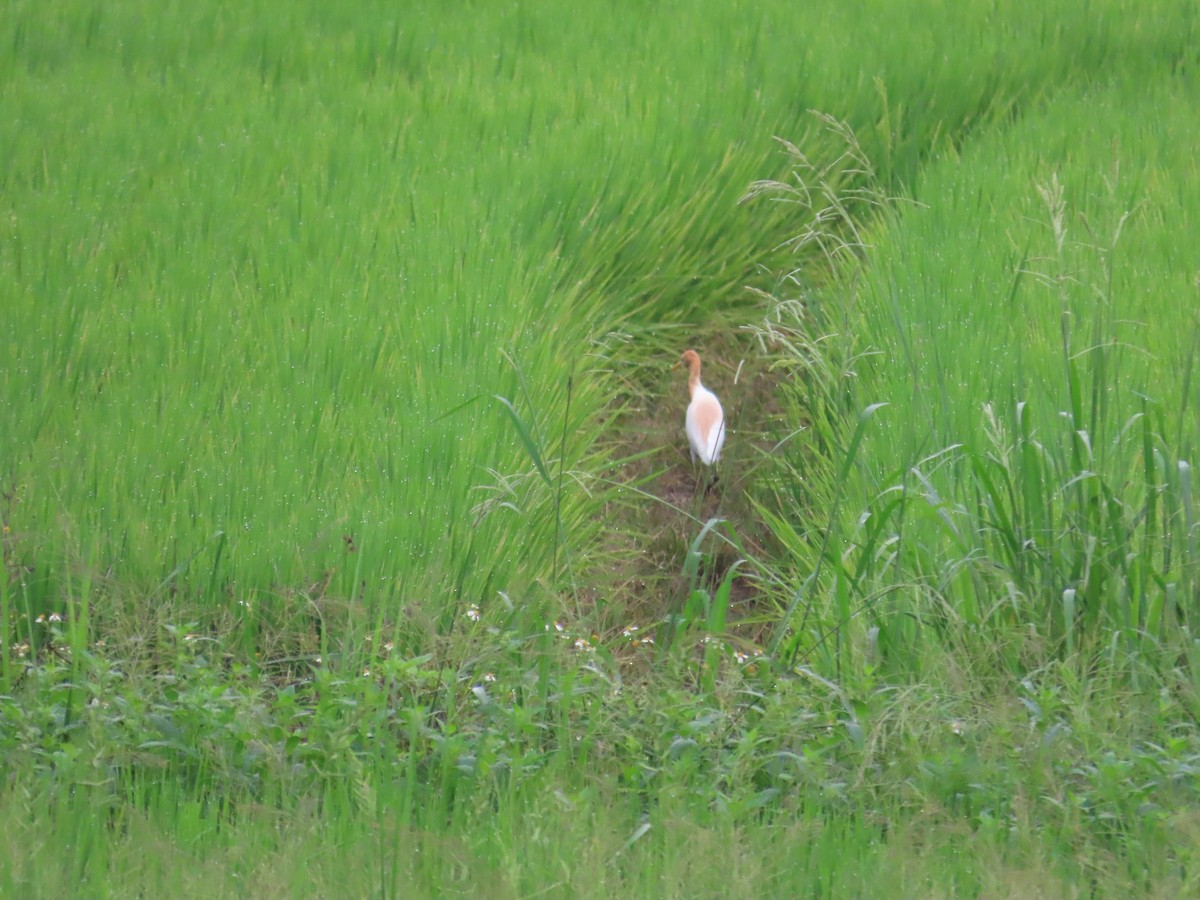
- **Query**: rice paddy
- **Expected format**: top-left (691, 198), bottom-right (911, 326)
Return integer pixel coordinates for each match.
top-left (3, 1), bottom-right (1199, 896)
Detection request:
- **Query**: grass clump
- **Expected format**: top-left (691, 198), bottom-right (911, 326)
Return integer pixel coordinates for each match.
top-left (741, 38), bottom-right (1200, 900)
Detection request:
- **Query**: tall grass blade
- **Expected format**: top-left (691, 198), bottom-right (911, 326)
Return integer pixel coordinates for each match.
top-left (495, 395), bottom-right (552, 487)
top-left (770, 402), bottom-right (887, 663)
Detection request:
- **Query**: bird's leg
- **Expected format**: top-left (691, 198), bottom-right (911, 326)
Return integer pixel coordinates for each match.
top-left (690, 464), bottom-right (718, 498)
top-left (701, 468), bottom-right (720, 497)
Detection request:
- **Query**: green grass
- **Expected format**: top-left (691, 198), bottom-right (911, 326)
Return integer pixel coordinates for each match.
top-left (757, 67), bottom-right (1200, 663)
top-left (4, 0), bottom-right (1200, 896)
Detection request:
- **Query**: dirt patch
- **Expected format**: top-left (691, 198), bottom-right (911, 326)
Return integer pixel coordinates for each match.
top-left (586, 329), bottom-right (791, 644)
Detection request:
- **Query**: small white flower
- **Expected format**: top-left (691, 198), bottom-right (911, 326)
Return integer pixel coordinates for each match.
top-left (483, 672), bottom-right (496, 682)
top-left (466, 605), bottom-right (481, 622)
top-left (48, 613), bottom-right (63, 624)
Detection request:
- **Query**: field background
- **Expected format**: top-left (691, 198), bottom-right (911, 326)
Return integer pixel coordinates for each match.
top-left (3, 1), bottom-right (1199, 897)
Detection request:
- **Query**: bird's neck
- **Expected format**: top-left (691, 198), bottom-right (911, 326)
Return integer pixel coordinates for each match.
top-left (687, 364), bottom-right (702, 396)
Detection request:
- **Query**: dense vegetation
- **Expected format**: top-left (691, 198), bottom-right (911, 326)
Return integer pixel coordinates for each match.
top-left (3, 1), bottom-right (1198, 896)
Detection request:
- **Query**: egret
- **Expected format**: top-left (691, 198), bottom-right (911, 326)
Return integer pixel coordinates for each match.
top-left (680, 349), bottom-right (725, 466)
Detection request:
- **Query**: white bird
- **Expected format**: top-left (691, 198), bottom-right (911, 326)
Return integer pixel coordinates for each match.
top-left (680, 349), bottom-right (725, 466)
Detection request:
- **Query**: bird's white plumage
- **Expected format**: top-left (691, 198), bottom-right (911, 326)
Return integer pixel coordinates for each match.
top-left (685, 383), bottom-right (725, 465)
top-left (680, 349), bottom-right (725, 467)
